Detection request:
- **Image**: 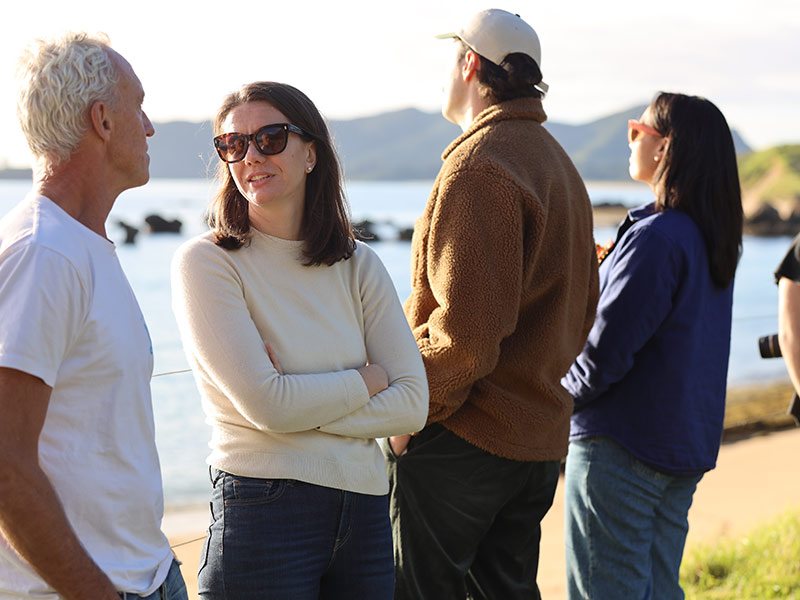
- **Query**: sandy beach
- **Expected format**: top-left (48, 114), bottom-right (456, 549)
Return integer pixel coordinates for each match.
top-left (163, 389), bottom-right (800, 600)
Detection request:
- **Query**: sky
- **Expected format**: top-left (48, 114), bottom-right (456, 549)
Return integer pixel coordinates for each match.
top-left (1, 0), bottom-right (798, 168)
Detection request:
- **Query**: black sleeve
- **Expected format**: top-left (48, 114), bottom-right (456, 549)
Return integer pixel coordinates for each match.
top-left (775, 234), bottom-right (800, 284)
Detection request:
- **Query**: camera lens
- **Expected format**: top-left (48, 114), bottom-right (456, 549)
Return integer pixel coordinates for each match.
top-left (758, 334), bottom-right (782, 358)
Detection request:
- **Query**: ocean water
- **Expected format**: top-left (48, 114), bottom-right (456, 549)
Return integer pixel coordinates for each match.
top-left (0, 178), bottom-right (794, 507)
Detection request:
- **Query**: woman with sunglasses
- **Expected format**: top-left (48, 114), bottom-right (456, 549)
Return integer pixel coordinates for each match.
top-left (171, 81), bottom-right (428, 599)
top-left (562, 92), bottom-right (743, 599)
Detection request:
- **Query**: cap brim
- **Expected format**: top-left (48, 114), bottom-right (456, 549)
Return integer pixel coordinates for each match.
top-left (435, 32), bottom-right (459, 39)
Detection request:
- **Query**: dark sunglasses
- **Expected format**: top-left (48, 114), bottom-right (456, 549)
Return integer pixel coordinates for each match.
top-left (213, 123), bottom-right (309, 163)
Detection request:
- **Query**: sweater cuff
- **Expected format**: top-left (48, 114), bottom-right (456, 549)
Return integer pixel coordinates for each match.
top-left (341, 369), bottom-right (371, 413)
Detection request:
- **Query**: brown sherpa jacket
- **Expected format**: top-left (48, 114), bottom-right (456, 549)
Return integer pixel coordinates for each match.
top-left (404, 97), bottom-right (599, 461)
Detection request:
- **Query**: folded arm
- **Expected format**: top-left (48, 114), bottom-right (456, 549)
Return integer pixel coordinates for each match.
top-left (171, 242), bottom-right (371, 433)
top-left (316, 246), bottom-right (429, 438)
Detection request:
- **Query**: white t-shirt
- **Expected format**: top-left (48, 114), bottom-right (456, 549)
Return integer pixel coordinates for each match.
top-left (0, 194), bottom-right (173, 598)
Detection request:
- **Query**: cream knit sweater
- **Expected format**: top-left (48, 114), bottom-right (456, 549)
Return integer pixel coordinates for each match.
top-left (171, 230), bottom-right (428, 495)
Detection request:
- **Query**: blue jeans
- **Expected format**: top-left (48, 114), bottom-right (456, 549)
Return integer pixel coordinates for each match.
top-left (119, 559), bottom-right (187, 599)
top-left (197, 470), bottom-right (393, 599)
top-left (564, 436), bottom-right (703, 600)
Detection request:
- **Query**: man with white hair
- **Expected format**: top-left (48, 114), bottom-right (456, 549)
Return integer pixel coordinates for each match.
top-left (0, 33), bottom-right (186, 599)
top-left (386, 9), bottom-right (598, 599)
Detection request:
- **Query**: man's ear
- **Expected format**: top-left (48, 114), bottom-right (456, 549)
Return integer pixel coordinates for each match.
top-left (462, 49), bottom-right (480, 82)
top-left (89, 100), bottom-right (112, 142)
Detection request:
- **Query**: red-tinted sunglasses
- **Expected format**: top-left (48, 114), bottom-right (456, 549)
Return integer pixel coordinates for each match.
top-left (213, 122), bottom-right (309, 163)
top-left (628, 119), bottom-right (664, 143)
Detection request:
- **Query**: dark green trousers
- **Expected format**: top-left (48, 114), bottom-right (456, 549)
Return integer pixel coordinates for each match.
top-left (385, 424), bottom-right (561, 600)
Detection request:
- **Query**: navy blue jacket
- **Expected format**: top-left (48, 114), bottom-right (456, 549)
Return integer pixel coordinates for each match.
top-left (563, 203), bottom-right (733, 475)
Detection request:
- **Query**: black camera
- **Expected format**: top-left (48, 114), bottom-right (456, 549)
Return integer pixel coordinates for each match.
top-left (758, 333), bottom-right (783, 358)
top-left (758, 333), bottom-right (800, 424)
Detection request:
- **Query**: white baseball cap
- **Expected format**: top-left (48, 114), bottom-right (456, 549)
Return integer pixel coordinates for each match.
top-left (436, 9), bottom-right (548, 93)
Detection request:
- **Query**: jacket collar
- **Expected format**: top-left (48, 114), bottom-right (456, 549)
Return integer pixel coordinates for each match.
top-left (628, 202), bottom-right (658, 222)
top-left (442, 97), bottom-right (548, 161)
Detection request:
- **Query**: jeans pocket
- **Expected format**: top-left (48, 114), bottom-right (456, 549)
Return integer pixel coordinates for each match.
top-left (628, 452), bottom-right (670, 484)
top-left (402, 423), bottom-right (445, 455)
top-left (197, 502), bottom-right (216, 578)
top-left (164, 559), bottom-right (188, 600)
top-left (224, 475), bottom-right (289, 507)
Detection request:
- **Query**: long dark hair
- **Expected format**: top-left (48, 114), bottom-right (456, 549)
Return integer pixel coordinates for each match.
top-left (209, 82), bottom-right (355, 266)
top-left (649, 92), bottom-right (743, 288)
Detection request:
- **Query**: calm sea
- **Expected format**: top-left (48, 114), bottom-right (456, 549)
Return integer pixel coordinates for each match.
top-left (0, 178), bottom-right (794, 507)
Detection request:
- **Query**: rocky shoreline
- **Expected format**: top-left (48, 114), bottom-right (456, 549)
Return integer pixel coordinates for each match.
top-left (743, 202), bottom-right (800, 237)
top-left (723, 379), bottom-right (798, 441)
top-left (594, 200), bottom-right (800, 237)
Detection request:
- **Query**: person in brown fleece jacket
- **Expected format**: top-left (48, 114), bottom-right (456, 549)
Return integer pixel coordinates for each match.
top-left (384, 9), bottom-right (599, 600)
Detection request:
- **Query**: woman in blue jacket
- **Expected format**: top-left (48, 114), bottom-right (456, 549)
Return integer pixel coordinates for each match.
top-left (562, 92), bottom-right (743, 599)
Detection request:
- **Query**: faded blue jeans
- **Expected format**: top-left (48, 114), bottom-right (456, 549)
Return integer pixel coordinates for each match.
top-left (564, 436), bottom-right (703, 600)
top-left (119, 559), bottom-right (187, 599)
top-left (197, 470), bottom-right (393, 600)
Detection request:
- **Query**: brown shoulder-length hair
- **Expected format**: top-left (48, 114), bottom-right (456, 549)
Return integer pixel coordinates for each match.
top-left (209, 81), bottom-right (355, 266)
top-left (649, 92), bottom-right (743, 288)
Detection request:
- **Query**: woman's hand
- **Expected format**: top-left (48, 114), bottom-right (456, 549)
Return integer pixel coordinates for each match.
top-left (357, 363), bottom-right (388, 397)
top-left (388, 434), bottom-right (412, 457)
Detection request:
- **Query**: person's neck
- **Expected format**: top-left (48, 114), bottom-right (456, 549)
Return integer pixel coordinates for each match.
top-left (33, 158), bottom-right (117, 239)
top-left (455, 89), bottom-right (490, 133)
top-left (248, 202), bottom-right (303, 241)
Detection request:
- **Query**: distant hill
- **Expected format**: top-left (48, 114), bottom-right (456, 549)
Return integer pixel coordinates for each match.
top-left (0, 105), bottom-right (752, 182)
top-left (147, 120), bottom-right (216, 179)
top-left (740, 145), bottom-right (800, 217)
top-left (331, 108), bottom-right (460, 181)
top-left (545, 104), bottom-right (751, 180)
top-left (331, 104), bottom-right (750, 182)
top-left (0, 167), bottom-right (34, 180)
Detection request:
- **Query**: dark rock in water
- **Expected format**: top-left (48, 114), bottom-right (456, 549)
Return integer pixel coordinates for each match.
top-left (116, 220), bottom-right (139, 244)
top-left (144, 214), bottom-right (182, 234)
top-left (398, 227), bottom-right (414, 241)
top-left (593, 200), bottom-right (627, 209)
top-left (744, 203), bottom-right (800, 237)
top-left (748, 203), bottom-right (780, 224)
top-left (353, 220), bottom-right (380, 242)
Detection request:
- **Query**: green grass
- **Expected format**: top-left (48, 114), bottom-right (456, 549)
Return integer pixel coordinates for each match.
top-left (680, 507), bottom-right (800, 598)
top-left (739, 147), bottom-right (778, 186)
top-left (739, 145), bottom-right (800, 201)
top-left (739, 145), bottom-right (800, 183)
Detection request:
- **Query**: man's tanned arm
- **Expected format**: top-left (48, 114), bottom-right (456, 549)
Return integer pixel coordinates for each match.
top-left (0, 367), bottom-right (120, 600)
